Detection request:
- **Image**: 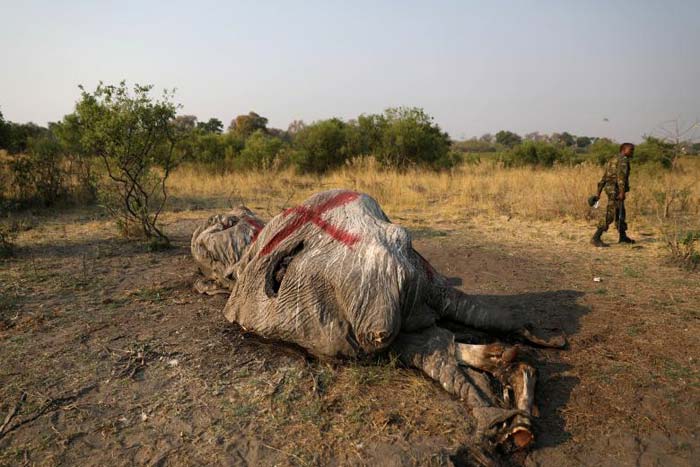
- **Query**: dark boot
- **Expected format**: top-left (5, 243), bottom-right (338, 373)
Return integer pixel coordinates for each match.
top-left (591, 228), bottom-right (608, 247)
top-left (619, 231), bottom-right (636, 244)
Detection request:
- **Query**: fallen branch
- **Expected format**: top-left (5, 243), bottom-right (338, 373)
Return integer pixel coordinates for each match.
top-left (0, 392), bottom-right (26, 435)
top-left (0, 384), bottom-right (97, 440)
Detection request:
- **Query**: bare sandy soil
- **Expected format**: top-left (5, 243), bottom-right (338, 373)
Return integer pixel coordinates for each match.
top-left (1, 207), bottom-right (698, 466)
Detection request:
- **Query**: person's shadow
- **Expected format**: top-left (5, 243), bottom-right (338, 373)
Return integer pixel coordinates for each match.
top-left (443, 289), bottom-right (588, 465)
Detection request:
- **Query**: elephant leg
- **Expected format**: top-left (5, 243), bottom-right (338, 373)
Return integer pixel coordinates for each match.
top-left (455, 342), bottom-right (518, 374)
top-left (392, 326), bottom-right (534, 449)
top-left (499, 362), bottom-right (537, 449)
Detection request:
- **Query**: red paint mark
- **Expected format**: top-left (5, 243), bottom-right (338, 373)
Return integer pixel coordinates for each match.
top-left (243, 216), bottom-right (264, 242)
top-left (259, 191), bottom-right (361, 257)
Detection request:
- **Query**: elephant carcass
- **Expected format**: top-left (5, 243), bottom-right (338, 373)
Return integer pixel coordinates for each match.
top-left (191, 190), bottom-right (564, 451)
top-left (190, 206), bottom-right (265, 294)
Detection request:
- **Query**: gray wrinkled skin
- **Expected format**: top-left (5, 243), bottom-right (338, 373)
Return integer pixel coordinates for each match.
top-left (191, 206), bottom-right (264, 294)
top-left (191, 190), bottom-right (558, 450)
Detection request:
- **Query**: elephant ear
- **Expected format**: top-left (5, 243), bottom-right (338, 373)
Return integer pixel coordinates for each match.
top-left (191, 207), bottom-right (265, 292)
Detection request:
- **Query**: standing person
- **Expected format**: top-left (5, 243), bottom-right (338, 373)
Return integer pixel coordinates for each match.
top-left (591, 143), bottom-right (636, 247)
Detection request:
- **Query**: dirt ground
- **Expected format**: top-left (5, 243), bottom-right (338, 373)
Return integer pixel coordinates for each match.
top-left (1, 205), bottom-right (698, 466)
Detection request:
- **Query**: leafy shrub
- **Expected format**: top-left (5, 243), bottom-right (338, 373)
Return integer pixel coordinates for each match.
top-left (74, 82), bottom-right (181, 242)
top-left (587, 138), bottom-right (618, 165)
top-left (26, 134), bottom-right (66, 204)
top-left (238, 130), bottom-right (286, 169)
top-left (375, 107), bottom-right (453, 169)
top-left (495, 130), bottom-right (522, 148)
top-left (291, 118), bottom-right (348, 173)
top-left (461, 152), bottom-right (482, 165)
top-left (504, 141), bottom-right (575, 167)
top-left (228, 112), bottom-right (268, 138)
top-left (665, 229), bottom-right (700, 271)
top-left (7, 134), bottom-right (67, 207)
top-left (0, 121), bottom-right (49, 154)
top-left (344, 114), bottom-right (384, 158)
top-left (453, 138), bottom-right (499, 153)
top-left (636, 136), bottom-right (674, 168)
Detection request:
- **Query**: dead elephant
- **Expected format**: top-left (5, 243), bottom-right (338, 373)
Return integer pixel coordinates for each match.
top-left (191, 190), bottom-right (565, 452)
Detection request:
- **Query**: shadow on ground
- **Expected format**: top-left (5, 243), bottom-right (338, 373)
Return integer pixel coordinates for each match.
top-left (444, 290), bottom-right (588, 465)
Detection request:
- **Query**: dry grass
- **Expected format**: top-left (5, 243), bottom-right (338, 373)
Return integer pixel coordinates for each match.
top-left (167, 157), bottom-right (700, 227)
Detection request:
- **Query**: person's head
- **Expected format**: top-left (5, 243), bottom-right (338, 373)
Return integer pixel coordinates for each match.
top-left (620, 143), bottom-right (635, 158)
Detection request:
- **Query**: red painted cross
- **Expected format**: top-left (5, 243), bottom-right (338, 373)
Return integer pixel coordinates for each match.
top-left (259, 191), bottom-right (361, 257)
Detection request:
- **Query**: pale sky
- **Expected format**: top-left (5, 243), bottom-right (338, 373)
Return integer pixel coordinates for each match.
top-left (1, 0), bottom-right (699, 142)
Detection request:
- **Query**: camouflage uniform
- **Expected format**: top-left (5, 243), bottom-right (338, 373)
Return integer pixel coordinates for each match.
top-left (597, 153), bottom-right (630, 232)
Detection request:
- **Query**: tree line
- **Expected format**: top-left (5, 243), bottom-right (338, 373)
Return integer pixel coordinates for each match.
top-left (454, 130), bottom-right (699, 168)
top-left (1, 81), bottom-right (697, 247)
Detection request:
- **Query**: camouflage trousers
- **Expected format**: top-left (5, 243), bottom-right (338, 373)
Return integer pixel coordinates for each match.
top-left (597, 192), bottom-right (627, 232)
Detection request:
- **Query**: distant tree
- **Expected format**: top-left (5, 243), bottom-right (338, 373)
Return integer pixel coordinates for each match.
top-left (344, 114), bottom-right (385, 157)
top-left (266, 127), bottom-right (288, 141)
top-left (0, 109), bottom-right (9, 150)
top-left (453, 137), bottom-right (497, 153)
top-left (173, 115), bottom-right (197, 132)
top-left (479, 133), bottom-right (494, 143)
top-left (495, 130), bottom-right (522, 148)
top-left (291, 118), bottom-right (348, 173)
top-left (505, 140), bottom-right (575, 167)
top-left (636, 136), bottom-right (675, 168)
top-left (587, 138), bottom-right (618, 165)
top-left (239, 130), bottom-right (285, 169)
top-left (196, 117), bottom-right (223, 134)
top-left (576, 136), bottom-right (593, 149)
top-left (228, 112), bottom-right (268, 138)
top-left (376, 107), bottom-right (453, 169)
top-left (24, 133), bottom-right (65, 204)
top-left (50, 114), bottom-right (98, 202)
top-left (287, 120), bottom-right (306, 135)
top-left (2, 121), bottom-right (48, 153)
top-left (73, 82), bottom-right (182, 244)
top-left (552, 132), bottom-right (575, 147)
top-left (654, 118), bottom-right (700, 168)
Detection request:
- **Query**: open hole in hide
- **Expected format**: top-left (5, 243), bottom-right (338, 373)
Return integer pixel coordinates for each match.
top-left (265, 241), bottom-right (305, 298)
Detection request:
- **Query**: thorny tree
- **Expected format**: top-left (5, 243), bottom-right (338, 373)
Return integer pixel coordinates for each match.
top-left (74, 82), bottom-right (181, 243)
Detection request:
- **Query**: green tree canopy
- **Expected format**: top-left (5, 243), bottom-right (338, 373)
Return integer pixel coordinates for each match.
top-left (73, 81), bottom-right (181, 242)
top-left (228, 112), bottom-right (268, 138)
top-left (495, 130), bottom-right (522, 148)
top-left (197, 117), bottom-right (224, 134)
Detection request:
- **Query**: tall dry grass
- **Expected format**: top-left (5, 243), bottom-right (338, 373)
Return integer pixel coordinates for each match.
top-left (167, 157), bottom-right (700, 227)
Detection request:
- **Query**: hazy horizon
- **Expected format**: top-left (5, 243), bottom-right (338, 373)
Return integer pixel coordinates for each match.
top-left (1, 0), bottom-right (699, 143)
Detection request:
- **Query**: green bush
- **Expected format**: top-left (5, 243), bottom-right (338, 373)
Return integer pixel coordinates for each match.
top-left (495, 130), bottom-right (522, 148)
top-left (453, 138), bottom-right (499, 153)
top-left (6, 134), bottom-right (68, 207)
top-left (291, 118), bottom-right (348, 173)
top-left (636, 136), bottom-right (674, 168)
top-left (239, 130), bottom-right (286, 170)
top-left (587, 138), bottom-right (619, 165)
top-left (504, 141), bottom-right (575, 167)
top-left (190, 132), bottom-right (244, 167)
top-left (344, 114), bottom-right (384, 158)
top-left (228, 112), bottom-right (268, 138)
top-left (74, 82), bottom-right (181, 242)
top-left (375, 107), bottom-right (452, 169)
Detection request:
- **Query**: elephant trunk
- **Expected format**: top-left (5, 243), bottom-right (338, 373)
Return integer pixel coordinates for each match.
top-left (432, 286), bottom-right (522, 333)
